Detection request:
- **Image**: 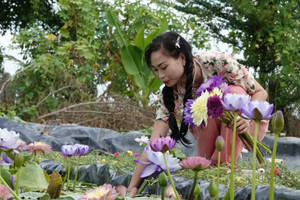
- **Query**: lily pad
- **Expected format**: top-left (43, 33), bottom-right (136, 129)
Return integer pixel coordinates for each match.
top-left (19, 162), bottom-right (49, 192)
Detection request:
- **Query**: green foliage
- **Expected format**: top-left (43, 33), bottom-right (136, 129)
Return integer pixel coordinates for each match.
top-left (19, 162), bottom-right (49, 192)
top-left (0, 0), bottom-right (62, 34)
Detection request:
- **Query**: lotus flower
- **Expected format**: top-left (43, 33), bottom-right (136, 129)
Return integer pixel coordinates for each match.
top-left (0, 185), bottom-right (12, 200)
top-left (61, 145), bottom-right (78, 157)
top-left (0, 128), bottom-right (22, 150)
top-left (180, 156), bottom-right (211, 171)
top-left (135, 146), bottom-right (181, 178)
top-left (150, 136), bottom-right (176, 153)
top-left (221, 93), bottom-right (251, 111)
top-left (27, 142), bottom-right (52, 156)
top-left (241, 101), bottom-right (274, 121)
top-left (75, 144), bottom-right (90, 156)
top-left (79, 184), bottom-right (118, 200)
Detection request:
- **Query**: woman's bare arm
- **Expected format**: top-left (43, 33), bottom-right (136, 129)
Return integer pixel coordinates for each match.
top-left (127, 120), bottom-right (169, 193)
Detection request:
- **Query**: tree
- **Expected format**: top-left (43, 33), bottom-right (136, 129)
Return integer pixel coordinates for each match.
top-left (0, 0), bottom-right (62, 35)
top-left (1, 0), bottom-right (209, 123)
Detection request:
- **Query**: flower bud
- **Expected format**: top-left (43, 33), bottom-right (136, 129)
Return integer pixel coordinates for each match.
top-left (215, 136), bottom-right (225, 151)
top-left (14, 153), bottom-right (24, 168)
top-left (271, 110), bottom-right (284, 134)
top-left (194, 184), bottom-right (201, 197)
top-left (208, 181), bottom-right (217, 198)
top-left (158, 172), bottom-right (168, 188)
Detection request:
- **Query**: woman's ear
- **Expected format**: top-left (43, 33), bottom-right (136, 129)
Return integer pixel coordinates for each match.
top-left (179, 53), bottom-right (186, 66)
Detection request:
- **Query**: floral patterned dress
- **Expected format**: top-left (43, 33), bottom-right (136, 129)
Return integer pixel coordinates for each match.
top-left (154, 51), bottom-right (267, 164)
top-left (155, 51), bottom-right (256, 121)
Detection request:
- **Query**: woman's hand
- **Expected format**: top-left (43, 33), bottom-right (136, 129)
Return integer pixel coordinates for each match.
top-left (228, 116), bottom-right (251, 134)
top-left (116, 185), bottom-right (138, 198)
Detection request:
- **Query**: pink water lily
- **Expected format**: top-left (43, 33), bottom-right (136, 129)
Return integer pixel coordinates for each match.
top-left (180, 156), bottom-right (211, 171)
top-left (79, 184), bottom-right (118, 200)
top-left (241, 100), bottom-right (274, 121)
top-left (27, 142), bottom-right (52, 156)
top-left (0, 185), bottom-right (12, 200)
top-left (150, 136), bottom-right (176, 153)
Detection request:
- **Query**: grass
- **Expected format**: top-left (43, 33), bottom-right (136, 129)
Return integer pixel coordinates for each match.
top-left (41, 150), bottom-right (300, 191)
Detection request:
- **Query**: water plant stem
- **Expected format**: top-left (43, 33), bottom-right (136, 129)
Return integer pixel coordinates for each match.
top-left (16, 166), bottom-right (21, 196)
top-left (188, 170), bottom-right (199, 200)
top-left (269, 133), bottom-right (279, 200)
top-left (216, 151), bottom-right (221, 200)
top-left (229, 112), bottom-right (238, 200)
top-left (66, 158), bottom-right (71, 191)
top-left (0, 174), bottom-right (21, 200)
top-left (137, 180), bottom-right (148, 194)
top-left (251, 121), bottom-right (259, 200)
top-left (73, 156), bottom-right (81, 192)
top-left (161, 187), bottom-right (165, 200)
top-left (162, 153), bottom-right (180, 200)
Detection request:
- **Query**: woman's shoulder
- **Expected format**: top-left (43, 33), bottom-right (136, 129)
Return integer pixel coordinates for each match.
top-left (194, 51), bottom-right (234, 61)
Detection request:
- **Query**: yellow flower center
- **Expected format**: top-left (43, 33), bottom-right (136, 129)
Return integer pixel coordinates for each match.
top-left (85, 187), bottom-right (109, 198)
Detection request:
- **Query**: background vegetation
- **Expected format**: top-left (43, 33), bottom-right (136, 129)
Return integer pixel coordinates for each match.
top-left (0, 0), bottom-right (299, 136)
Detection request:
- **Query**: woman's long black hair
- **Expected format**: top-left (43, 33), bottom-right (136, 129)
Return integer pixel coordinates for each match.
top-left (145, 31), bottom-right (194, 146)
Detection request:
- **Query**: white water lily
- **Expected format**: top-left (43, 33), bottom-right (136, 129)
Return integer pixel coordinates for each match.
top-left (0, 128), bottom-right (22, 150)
top-left (134, 135), bottom-right (149, 146)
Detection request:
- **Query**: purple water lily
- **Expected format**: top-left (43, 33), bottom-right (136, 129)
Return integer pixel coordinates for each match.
top-left (1, 152), bottom-right (11, 163)
top-left (135, 146), bottom-right (181, 178)
top-left (183, 99), bottom-right (196, 127)
top-left (221, 93), bottom-right (251, 111)
top-left (61, 145), bottom-right (78, 157)
top-left (241, 101), bottom-right (274, 121)
top-left (75, 144), bottom-right (90, 156)
top-left (0, 128), bottom-right (22, 150)
top-left (150, 136), bottom-right (176, 153)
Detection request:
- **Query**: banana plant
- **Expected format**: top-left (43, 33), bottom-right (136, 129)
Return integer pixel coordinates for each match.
top-left (106, 9), bottom-right (167, 105)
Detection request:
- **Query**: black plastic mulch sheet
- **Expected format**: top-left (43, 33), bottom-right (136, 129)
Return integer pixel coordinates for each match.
top-left (1, 117), bottom-right (300, 199)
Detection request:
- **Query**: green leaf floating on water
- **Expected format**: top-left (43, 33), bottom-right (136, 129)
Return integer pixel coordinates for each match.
top-left (19, 192), bottom-right (51, 200)
top-left (19, 161), bottom-right (49, 192)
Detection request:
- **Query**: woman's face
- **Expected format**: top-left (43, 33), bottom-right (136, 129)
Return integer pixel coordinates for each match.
top-left (150, 50), bottom-right (185, 87)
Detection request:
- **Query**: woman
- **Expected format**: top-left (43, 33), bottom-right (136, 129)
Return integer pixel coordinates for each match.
top-left (127, 31), bottom-right (268, 195)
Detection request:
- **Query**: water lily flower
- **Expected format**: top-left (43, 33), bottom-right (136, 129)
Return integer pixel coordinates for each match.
top-left (241, 100), bottom-right (274, 121)
top-left (135, 153), bottom-right (139, 158)
top-left (101, 159), bottom-right (106, 164)
top-left (135, 146), bottom-right (181, 178)
top-left (221, 93), bottom-right (251, 111)
top-left (0, 128), bottom-right (22, 150)
top-left (150, 136), bottom-right (176, 153)
top-left (61, 145), bottom-right (78, 157)
top-left (180, 156), bottom-right (211, 171)
top-left (0, 185), bottom-right (12, 200)
top-left (79, 184), bottom-right (118, 200)
top-left (1, 152), bottom-right (11, 163)
top-left (27, 142), bottom-right (52, 156)
top-left (75, 144), bottom-right (90, 156)
top-left (134, 135), bottom-right (149, 146)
